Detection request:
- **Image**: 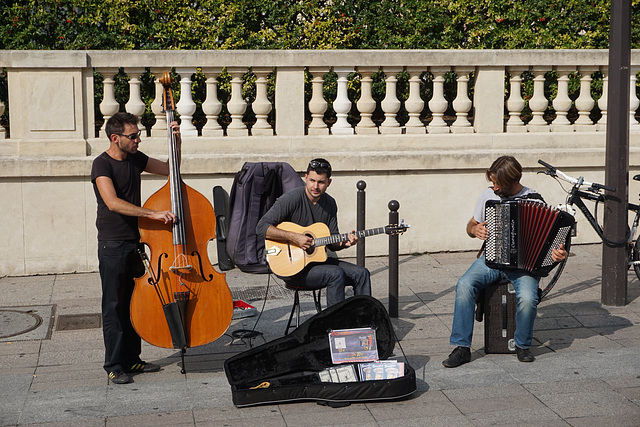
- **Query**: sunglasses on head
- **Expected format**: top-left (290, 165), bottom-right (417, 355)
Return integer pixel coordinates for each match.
top-left (115, 130), bottom-right (142, 140)
top-left (309, 160), bottom-right (331, 170)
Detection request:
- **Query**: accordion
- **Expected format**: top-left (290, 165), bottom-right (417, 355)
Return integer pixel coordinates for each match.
top-left (484, 199), bottom-right (574, 276)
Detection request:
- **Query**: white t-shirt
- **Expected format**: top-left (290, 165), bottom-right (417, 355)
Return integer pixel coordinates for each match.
top-left (472, 186), bottom-right (539, 223)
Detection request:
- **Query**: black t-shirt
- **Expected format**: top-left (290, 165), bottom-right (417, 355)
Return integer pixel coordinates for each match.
top-left (91, 151), bottom-right (149, 241)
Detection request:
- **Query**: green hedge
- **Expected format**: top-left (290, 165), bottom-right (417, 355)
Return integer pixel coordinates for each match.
top-left (2, 0), bottom-right (638, 50)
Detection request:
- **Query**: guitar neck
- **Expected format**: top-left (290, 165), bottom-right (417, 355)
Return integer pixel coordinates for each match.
top-left (313, 227), bottom-right (385, 248)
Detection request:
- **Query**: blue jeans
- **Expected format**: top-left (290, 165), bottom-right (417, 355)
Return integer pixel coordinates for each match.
top-left (283, 257), bottom-right (371, 307)
top-left (450, 255), bottom-right (540, 349)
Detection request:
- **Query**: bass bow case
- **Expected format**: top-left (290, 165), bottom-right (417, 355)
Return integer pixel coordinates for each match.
top-left (224, 295), bottom-right (417, 407)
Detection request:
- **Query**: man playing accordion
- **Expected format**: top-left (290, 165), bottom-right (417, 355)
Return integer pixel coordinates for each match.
top-left (443, 156), bottom-right (567, 367)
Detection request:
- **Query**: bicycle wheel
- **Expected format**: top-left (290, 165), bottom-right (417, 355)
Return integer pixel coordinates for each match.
top-left (538, 232), bottom-right (572, 303)
top-left (538, 257), bottom-right (568, 302)
top-left (632, 238), bottom-right (640, 280)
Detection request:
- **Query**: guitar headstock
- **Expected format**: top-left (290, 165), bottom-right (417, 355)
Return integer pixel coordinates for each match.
top-left (385, 219), bottom-right (410, 235)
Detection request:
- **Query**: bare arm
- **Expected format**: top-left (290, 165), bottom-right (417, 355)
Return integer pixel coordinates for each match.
top-left (466, 217), bottom-right (488, 240)
top-left (144, 121), bottom-right (182, 176)
top-left (95, 176), bottom-right (176, 224)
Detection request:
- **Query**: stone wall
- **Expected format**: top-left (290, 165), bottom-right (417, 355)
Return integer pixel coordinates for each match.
top-left (1, 49), bottom-right (640, 276)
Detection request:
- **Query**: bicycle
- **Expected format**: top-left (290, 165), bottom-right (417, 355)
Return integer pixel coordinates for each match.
top-left (537, 159), bottom-right (640, 282)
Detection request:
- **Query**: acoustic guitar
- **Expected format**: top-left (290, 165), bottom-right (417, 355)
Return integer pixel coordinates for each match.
top-left (265, 221), bottom-right (409, 277)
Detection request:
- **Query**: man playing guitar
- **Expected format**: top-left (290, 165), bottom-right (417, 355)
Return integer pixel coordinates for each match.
top-left (256, 158), bottom-right (372, 307)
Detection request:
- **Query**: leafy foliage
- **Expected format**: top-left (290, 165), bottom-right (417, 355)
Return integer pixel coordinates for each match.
top-left (2, 0), bottom-right (639, 50)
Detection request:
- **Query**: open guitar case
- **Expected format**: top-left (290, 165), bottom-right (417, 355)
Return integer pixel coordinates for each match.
top-left (224, 295), bottom-right (417, 407)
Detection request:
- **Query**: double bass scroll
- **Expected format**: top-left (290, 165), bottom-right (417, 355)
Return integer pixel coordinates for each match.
top-left (130, 72), bottom-right (233, 357)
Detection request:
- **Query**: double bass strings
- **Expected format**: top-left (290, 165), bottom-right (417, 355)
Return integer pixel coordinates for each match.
top-left (165, 106), bottom-right (191, 302)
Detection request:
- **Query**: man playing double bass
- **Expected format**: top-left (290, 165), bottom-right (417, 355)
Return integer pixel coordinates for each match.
top-left (91, 112), bottom-right (180, 384)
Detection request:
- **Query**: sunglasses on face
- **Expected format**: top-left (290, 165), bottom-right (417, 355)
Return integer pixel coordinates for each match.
top-left (115, 130), bottom-right (142, 140)
top-left (309, 160), bottom-right (331, 170)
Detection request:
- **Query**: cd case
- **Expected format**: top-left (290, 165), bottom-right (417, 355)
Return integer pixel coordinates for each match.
top-left (328, 327), bottom-right (378, 364)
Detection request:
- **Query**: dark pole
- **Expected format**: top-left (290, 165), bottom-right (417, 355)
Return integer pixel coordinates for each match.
top-left (356, 180), bottom-right (366, 267)
top-left (388, 200), bottom-right (399, 318)
top-left (602, 0), bottom-right (631, 306)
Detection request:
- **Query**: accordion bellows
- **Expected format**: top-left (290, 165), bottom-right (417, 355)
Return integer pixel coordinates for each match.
top-left (485, 200), bottom-right (574, 276)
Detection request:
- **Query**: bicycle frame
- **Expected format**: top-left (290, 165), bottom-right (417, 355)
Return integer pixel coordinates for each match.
top-left (566, 187), bottom-right (640, 247)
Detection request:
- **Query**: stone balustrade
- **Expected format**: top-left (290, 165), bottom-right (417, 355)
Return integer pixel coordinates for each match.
top-left (2, 49), bottom-right (640, 276)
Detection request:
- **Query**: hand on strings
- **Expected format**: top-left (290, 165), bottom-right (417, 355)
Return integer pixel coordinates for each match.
top-left (343, 231), bottom-right (358, 248)
top-left (552, 244), bottom-right (567, 262)
top-left (150, 209), bottom-right (177, 224)
top-left (170, 121), bottom-right (181, 143)
top-left (293, 233), bottom-right (313, 250)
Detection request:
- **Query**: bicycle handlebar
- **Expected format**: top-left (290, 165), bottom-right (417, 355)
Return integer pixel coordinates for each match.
top-left (537, 159), bottom-right (616, 193)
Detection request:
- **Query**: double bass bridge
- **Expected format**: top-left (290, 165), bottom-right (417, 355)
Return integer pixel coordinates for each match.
top-left (169, 264), bottom-right (194, 272)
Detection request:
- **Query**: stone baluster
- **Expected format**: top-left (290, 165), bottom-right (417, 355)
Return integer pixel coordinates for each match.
top-left (527, 67), bottom-right (550, 132)
top-left (98, 68), bottom-right (120, 134)
top-left (0, 97), bottom-right (5, 139)
top-left (226, 67), bottom-right (249, 137)
top-left (200, 67), bottom-right (224, 137)
top-left (355, 67), bottom-right (378, 135)
top-left (404, 67), bottom-right (425, 134)
top-left (331, 67), bottom-right (354, 135)
top-left (574, 67), bottom-right (596, 131)
top-left (630, 67), bottom-right (640, 132)
top-left (149, 68), bottom-right (168, 137)
top-left (551, 66), bottom-right (574, 132)
top-left (175, 67), bottom-right (198, 137)
top-left (427, 67), bottom-right (450, 134)
top-left (250, 67), bottom-right (273, 136)
top-left (124, 68), bottom-right (146, 121)
top-left (451, 67), bottom-right (474, 133)
top-left (380, 67), bottom-right (402, 134)
top-left (307, 67), bottom-right (329, 135)
top-left (506, 67), bottom-right (527, 132)
top-left (596, 67), bottom-right (608, 132)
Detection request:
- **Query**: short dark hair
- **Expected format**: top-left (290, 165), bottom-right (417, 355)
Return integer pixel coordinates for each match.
top-left (486, 155), bottom-right (522, 189)
top-left (307, 158), bottom-right (332, 178)
top-left (105, 112), bottom-right (138, 141)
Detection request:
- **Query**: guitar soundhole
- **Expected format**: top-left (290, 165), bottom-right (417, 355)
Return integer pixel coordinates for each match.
top-left (305, 233), bottom-right (315, 255)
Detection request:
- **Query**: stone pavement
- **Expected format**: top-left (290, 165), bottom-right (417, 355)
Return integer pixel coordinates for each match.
top-left (1, 243), bottom-right (639, 426)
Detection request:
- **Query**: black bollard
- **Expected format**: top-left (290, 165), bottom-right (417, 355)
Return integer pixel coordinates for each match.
top-left (388, 200), bottom-right (399, 318)
top-left (356, 180), bottom-right (366, 267)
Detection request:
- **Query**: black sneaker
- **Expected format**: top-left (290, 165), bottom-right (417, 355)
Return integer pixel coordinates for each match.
top-left (442, 346), bottom-right (471, 368)
top-left (516, 346), bottom-right (535, 362)
top-left (126, 361), bottom-right (161, 374)
top-left (109, 369), bottom-right (132, 384)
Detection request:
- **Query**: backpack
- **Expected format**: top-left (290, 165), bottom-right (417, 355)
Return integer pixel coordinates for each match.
top-left (225, 162), bottom-right (304, 273)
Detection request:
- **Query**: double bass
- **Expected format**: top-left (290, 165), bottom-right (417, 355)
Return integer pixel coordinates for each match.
top-left (130, 72), bottom-right (233, 372)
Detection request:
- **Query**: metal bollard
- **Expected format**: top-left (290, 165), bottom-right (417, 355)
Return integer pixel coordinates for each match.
top-left (388, 200), bottom-right (399, 318)
top-left (356, 180), bottom-right (366, 267)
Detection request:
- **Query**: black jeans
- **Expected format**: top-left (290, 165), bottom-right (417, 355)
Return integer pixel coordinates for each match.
top-left (98, 240), bottom-right (144, 373)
